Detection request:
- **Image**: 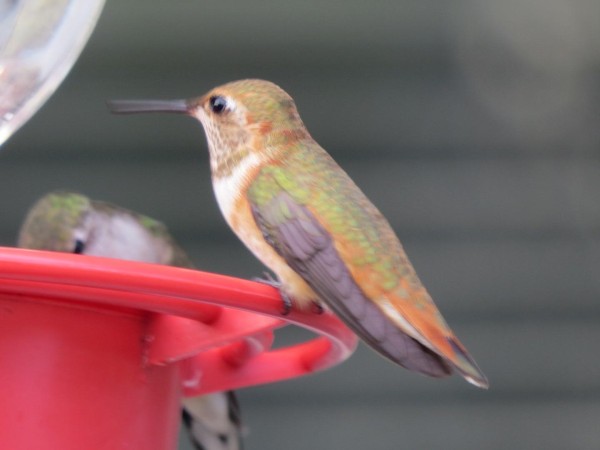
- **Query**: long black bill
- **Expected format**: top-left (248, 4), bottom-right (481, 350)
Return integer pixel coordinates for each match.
top-left (106, 99), bottom-right (190, 115)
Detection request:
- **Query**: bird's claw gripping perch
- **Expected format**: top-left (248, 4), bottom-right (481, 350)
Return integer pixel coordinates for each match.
top-left (253, 272), bottom-right (293, 315)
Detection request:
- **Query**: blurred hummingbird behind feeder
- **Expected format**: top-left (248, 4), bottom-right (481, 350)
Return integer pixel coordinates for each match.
top-left (18, 191), bottom-right (244, 450)
top-left (108, 79), bottom-right (488, 388)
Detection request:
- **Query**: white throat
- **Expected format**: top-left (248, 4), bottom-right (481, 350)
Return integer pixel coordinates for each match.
top-left (212, 151), bottom-right (262, 220)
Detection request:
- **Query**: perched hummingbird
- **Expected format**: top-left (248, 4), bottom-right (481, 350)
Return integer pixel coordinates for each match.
top-left (18, 191), bottom-right (244, 450)
top-left (108, 79), bottom-right (488, 388)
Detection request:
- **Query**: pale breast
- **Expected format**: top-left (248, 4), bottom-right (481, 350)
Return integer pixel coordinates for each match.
top-left (212, 156), bottom-right (317, 308)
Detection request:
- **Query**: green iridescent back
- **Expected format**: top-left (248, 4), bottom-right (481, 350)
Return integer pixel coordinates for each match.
top-left (248, 140), bottom-right (421, 297)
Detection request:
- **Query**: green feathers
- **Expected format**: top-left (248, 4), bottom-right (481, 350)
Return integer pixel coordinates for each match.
top-left (18, 191), bottom-right (91, 251)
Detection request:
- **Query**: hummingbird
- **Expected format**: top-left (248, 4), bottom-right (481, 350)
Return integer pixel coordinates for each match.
top-left (108, 79), bottom-right (488, 388)
top-left (18, 191), bottom-right (244, 450)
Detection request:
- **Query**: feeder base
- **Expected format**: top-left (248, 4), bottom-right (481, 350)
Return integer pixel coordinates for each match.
top-left (0, 295), bottom-right (180, 450)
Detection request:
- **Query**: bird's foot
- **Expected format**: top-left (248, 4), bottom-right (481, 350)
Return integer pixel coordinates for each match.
top-left (253, 272), bottom-right (293, 315)
top-left (310, 301), bottom-right (325, 315)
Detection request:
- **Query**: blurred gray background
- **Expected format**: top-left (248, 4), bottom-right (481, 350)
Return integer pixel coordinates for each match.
top-left (2, 0), bottom-right (600, 449)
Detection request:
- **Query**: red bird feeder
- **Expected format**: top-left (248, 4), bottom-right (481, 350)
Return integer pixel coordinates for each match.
top-left (0, 247), bottom-right (357, 450)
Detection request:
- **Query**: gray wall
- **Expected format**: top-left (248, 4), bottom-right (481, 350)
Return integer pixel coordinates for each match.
top-left (2, 1), bottom-right (600, 449)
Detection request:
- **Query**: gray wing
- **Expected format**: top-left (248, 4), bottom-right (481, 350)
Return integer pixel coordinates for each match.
top-left (251, 192), bottom-right (451, 377)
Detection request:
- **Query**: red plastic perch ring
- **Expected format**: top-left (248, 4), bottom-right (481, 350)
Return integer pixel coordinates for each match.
top-left (0, 247), bottom-right (357, 393)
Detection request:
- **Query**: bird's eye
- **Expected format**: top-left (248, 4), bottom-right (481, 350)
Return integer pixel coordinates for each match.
top-left (209, 95), bottom-right (228, 114)
top-left (73, 239), bottom-right (86, 254)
